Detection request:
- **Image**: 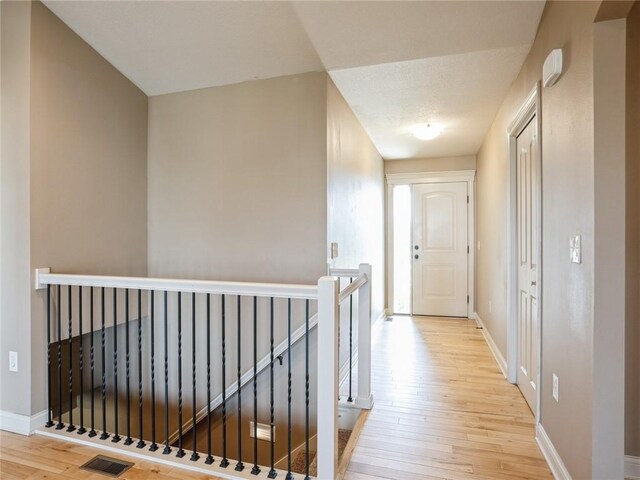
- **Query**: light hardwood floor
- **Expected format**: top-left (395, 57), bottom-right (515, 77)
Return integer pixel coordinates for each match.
top-left (0, 315), bottom-right (551, 480)
top-left (343, 315), bottom-right (552, 480)
top-left (0, 431), bottom-right (220, 480)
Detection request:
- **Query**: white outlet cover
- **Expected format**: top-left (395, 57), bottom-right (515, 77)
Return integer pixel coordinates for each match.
top-left (570, 235), bottom-right (581, 264)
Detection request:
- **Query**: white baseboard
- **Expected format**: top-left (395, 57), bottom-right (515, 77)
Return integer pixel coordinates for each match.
top-left (626, 455), bottom-right (640, 479)
top-left (536, 423), bottom-right (572, 480)
top-left (0, 409), bottom-right (48, 436)
top-left (473, 312), bottom-right (508, 378)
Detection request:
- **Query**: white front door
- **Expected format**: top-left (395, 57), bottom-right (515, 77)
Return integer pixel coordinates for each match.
top-left (411, 182), bottom-right (468, 317)
top-left (516, 116), bottom-right (539, 412)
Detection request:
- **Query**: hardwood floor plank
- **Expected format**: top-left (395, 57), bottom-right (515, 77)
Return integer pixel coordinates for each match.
top-left (345, 316), bottom-right (551, 480)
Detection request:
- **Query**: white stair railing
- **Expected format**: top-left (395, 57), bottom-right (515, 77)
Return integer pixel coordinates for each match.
top-left (34, 264), bottom-right (373, 480)
top-left (317, 263), bottom-right (373, 479)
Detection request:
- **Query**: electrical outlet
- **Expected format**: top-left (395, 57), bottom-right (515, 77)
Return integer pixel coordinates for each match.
top-left (552, 373), bottom-right (559, 402)
top-left (488, 301), bottom-right (492, 314)
top-left (9, 351), bottom-right (18, 372)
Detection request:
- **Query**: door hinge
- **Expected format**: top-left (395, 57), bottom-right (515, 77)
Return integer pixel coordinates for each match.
top-left (467, 295), bottom-right (469, 304)
top-left (467, 195), bottom-right (469, 204)
top-left (467, 245), bottom-right (469, 254)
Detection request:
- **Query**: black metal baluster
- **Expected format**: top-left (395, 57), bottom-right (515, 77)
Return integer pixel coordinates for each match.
top-left (78, 286), bottom-right (86, 434)
top-left (56, 285), bottom-right (64, 430)
top-left (112, 289), bottom-right (121, 443)
top-left (163, 291), bottom-right (171, 455)
top-left (124, 289), bottom-right (133, 445)
top-left (305, 299), bottom-right (311, 480)
top-left (89, 287), bottom-right (97, 437)
top-left (205, 293), bottom-right (214, 465)
top-left (236, 296), bottom-right (244, 472)
top-left (137, 289), bottom-right (146, 449)
top-left (191, 292), bottom-right (199, 462)
top-left (251, 296), bottom-right (260, 476)
top-left (220, 294), bottom-right (229, 468)
top-left (46, 285), bottom-right (54, 428)
top-left (100, 287), bottom-right (109, 440)
top-left (348, 277), bottom-right (354, 403)
top-left (149, 290), bottom-right (158, 451)
top-left (285, 298), bottom-right (293, 480)
top-left (67, 286), bottom-right (76, 432)
top-left (267, 297), bottom-right (276, 479)
top-left (177, 292), bottom-right (185, 458)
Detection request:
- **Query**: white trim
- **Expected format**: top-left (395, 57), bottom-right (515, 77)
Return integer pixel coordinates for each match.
top-left (626, 455), bottom-right (640, 479)
top-left (37, 427), bottom-right (290, 480)
top-left (36, 271), bottom-right (317, 300)
top-left (0, 409), bottom-right (47, 436)
top-left (386, 182), bottom-right (396, 314)
top-left (386, 169), bottom-right (476, 185)
top-left (536, 423), bottom-right (572, 480)
top-left (385, 170), bottom-right (476, 318)
top-left (506, 82), bottom-right (543, 428)
top-left (473, 313), bottom-right (507, 378)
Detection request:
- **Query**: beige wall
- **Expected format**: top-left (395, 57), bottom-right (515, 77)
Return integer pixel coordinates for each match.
top-left (0, 0), bottom-right (33, 416)
top-left (476, 2), bottom-right (600, 478)
top-left (0, 1), bottom-right (149, 416)
top-left (626, 0), bottom-right (640, 458)
top-left (384, 155), bottom-right (476, 175)
top-left (147, 72), bottom-right (328, 285)
top-left (327, 78), bottom-right (385, 321)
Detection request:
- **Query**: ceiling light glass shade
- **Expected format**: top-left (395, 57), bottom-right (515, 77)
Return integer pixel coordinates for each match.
top-left (410, 123), bottom-right (444, 140)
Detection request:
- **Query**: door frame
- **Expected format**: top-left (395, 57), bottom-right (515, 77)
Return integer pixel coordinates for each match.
top-left (506, 82), bottom-right (542, 423)
top-left (386, 170), bottom-right (476, 318)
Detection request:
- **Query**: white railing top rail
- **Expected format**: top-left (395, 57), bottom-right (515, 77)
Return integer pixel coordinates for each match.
top-left (36, 270), bottom-right (318, 300)
top-left (338, 273), bottom-right (367, 303)
top-left (328, 267), bottom-right (359, 278)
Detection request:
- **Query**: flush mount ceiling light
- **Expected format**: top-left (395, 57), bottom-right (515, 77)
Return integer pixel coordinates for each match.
top-left (410, 123), bottom-right (444, 140)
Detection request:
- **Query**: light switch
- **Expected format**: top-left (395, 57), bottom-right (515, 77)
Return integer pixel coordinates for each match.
top-left (330, 242), bottom-right (339, 260)
top-left (570, 235), bottom-right (581, 264)
top-left (9, 351), bottom-right (18, 372)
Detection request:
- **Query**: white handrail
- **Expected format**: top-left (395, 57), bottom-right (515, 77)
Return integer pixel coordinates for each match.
top-left (329, 267), bottom-right (359, 278)
top-left (338, 273), bottom-right (367, 303)
top-left (36, 271), bottom-right (318, 300)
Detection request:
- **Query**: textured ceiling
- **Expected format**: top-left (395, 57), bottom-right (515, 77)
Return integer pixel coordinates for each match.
top-left (293, 1), bottom-right (544, 69)
top-left (43, 0), bottom-right (545, 159)
top-left (329, 45), bottom-right (532, 159)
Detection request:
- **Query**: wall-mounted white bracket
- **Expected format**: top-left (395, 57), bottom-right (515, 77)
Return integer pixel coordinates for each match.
top-left (34, 268), bottom-right (50, 290)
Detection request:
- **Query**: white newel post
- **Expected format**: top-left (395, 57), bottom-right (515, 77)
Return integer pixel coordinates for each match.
top-left (317, 276), bottom-right (340, 480)
top-left (355, 263), bottom-right (374, 410)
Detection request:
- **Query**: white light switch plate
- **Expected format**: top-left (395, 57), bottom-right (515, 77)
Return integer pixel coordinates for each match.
top-left (570, 235), bottom-right (581, 264)
top-left (9, 351), bottom-right (18, 372)
top-left (330, 242), bottom-right (339, 260)
top-left (552, 373), bottom-right (559, 402)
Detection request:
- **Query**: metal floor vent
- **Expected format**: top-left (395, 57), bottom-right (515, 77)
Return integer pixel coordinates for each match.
top-left (81, 455), bottom-right (134, 477)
